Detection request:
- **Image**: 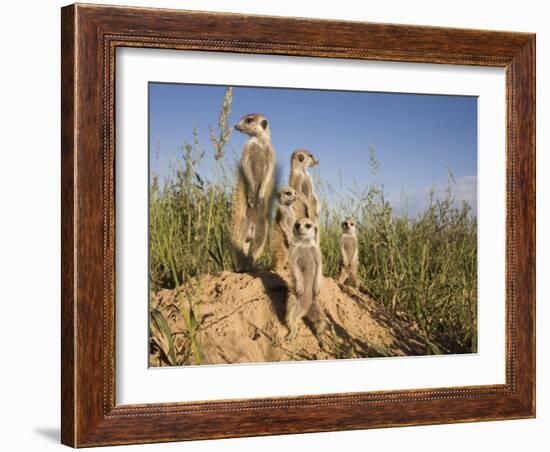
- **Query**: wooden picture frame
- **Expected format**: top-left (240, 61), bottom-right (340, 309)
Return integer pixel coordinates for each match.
top-left (61, 3), bottom-right (535, 447)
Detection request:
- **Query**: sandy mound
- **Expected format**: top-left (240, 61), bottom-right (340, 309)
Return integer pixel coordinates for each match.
top-left (149, 271), bottom-right (427, 366)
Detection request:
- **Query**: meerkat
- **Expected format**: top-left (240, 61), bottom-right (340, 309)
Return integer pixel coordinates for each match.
top-left (270, 186), bottom-right (297, 272)
top-left (289, 149), bottom-right (320, 223)
top-left (286, 218), bottom-right (327, 340)
top-left (338, 218), bottom-right (359, 287)
top-left (230, 113), bottom-right (276, 272)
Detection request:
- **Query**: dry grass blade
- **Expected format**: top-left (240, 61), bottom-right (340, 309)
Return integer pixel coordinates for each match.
top-left (150, 308), bottom-right (178, 366)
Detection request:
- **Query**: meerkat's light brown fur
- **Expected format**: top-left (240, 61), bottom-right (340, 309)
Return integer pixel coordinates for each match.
top-left (230, 113), bottom-right (276, 272)
top-left (338, 218), bottom-right (359, 287)
top-left (286, 218), bottom-right (327, 340)
top-left (289, 149), bottom-right (320, 223)
top-left (270, 186), bottom-right (297, 272)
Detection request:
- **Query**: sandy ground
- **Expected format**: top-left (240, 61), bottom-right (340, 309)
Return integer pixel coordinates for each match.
top-left (149, 271), bottom-right (427, 366)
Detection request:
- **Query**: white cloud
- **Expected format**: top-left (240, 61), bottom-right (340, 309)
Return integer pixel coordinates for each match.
top-left (452, 174), bottom-right (477, 207)
top-left (393, 175), bottom-right (477, 216)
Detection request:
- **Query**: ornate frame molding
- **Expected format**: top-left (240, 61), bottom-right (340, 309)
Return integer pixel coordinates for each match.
top-left (61, 4), bottom-right (535, 447)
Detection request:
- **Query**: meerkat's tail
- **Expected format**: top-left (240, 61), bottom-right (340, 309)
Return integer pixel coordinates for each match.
top-left (230, 184), bottom-right (246, 244)
top-left (230, 183), bottom-right (253, 272)
top-left (306, 301), bottom-right (328, 336)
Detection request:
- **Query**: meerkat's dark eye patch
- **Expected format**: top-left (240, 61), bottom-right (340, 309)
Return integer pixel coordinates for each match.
top-left (298, 154), bottom-right (305, 162)
top-left (261, 119), bottom-right (268, 129)
top-left (294, 223), bottom-right (300, 230)
top-left (285, 191), bottom-right (292, 196)
top-left (245, 117), bottom-right (253, 124)
top-left (305, 223), bottom-right (311, 229)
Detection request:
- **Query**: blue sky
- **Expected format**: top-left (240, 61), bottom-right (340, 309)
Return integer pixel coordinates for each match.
top-left (149, 83), bottom-right (477, 215)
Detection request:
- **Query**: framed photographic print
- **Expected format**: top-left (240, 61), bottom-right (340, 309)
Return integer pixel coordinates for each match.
top-left (61, 3), bottom-right (536, 447)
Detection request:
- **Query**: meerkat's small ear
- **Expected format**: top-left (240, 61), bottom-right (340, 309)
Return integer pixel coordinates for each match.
top-left (298, 154), bottom-right (305, 162)
top-left (261, 119), bottom-right (268, 129)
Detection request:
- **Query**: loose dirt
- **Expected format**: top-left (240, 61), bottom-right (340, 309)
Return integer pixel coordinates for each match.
top-left (150, 270), bottom-right (427, 366)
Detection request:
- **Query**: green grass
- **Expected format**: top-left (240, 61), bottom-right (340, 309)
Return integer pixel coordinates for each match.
top-left (318, 173), bottom-right (477, 354)
top-left (149, 87), bottom-right (477, 357)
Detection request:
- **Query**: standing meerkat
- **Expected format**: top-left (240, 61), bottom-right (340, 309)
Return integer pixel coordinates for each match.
top-left (289, 149), bottom-right (320, 223)
top-left (286, 218), bottom-right (327, 340)
top-left (270, 186), bottom-right (297, 272)
top-left (230, 113), bottom-right (276, 272)
top-left (338, 218), bottom-right (359, 287)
